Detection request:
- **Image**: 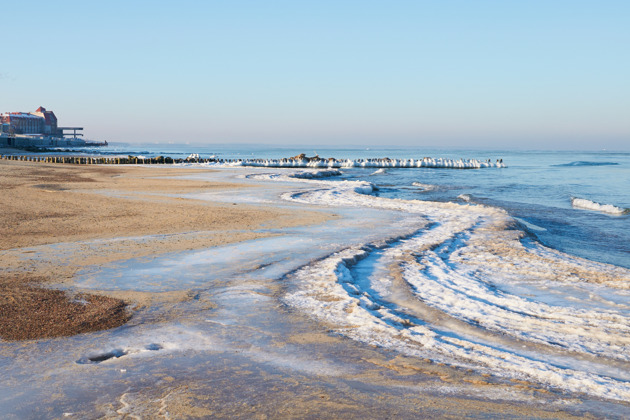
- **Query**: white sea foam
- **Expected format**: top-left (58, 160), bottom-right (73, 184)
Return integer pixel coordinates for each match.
top-left (371, 168), bottom-right (387, 175)
top-left (262, 172), bottom-right (630, 401)
top-left (571, 197), bottom-right (628, 215)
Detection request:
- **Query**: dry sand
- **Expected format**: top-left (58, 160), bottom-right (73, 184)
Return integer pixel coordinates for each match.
top-left (0, 159), bottom-right (331, 340)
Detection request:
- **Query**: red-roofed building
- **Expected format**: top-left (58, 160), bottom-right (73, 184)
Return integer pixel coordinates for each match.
top-left (1, 107), bottom-right (95, 148)
top-left (1, 106), bottom-right (61, 136)
top-left (32, 106), bottom-right (59, 135)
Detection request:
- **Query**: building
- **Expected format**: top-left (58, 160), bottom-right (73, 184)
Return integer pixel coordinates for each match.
top-left (0, 106), bottom-right (102, 148)
top-left (0, 112), bottom-right (46, 135)
top-left (31, 106), bottom-right (59, 135)
top-left (0, 106), bottom-right (79, 138)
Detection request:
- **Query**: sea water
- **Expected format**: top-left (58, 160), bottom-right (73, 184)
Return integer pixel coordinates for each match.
top-left (331, 149), bottom-right (630, 269)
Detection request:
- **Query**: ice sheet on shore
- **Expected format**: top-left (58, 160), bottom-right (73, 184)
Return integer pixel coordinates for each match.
top-left (249, 169), bottom-right (630, 401)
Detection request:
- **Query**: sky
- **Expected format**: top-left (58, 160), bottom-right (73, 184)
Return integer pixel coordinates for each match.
top-left (2, 0), bottom-right (629, 149)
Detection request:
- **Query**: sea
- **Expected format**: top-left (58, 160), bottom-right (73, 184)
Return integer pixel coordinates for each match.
top-left (71, 143), bottom-right (630, 269)
top-left (8, 143), bottom-right (630, 412)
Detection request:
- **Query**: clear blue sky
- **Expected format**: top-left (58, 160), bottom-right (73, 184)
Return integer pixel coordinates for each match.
top-left (2, 0), bottom-right (629, 149)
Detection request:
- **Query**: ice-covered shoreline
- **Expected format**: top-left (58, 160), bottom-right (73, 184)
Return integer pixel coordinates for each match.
top-left (244, 168), bottom-right (630, 402)
top-left (3, 162), bottom-right (629, 417)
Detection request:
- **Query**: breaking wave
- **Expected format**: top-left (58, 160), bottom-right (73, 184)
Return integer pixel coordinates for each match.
top-left (571, 197), bottom-right (629, 215)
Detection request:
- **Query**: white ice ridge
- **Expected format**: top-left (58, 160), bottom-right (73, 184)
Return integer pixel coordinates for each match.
top-left (228, 157), bottom-right (506, 169)
top-left (284, 245), bottom-right (630, 402)
top-left (257, 171), bottom-right (630, 401)
top-left (571, 197), bottom-right (629, 215)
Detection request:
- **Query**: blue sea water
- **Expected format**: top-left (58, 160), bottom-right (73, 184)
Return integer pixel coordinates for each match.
top-left (341, 150), bottom-right (630, 270)
top-left (72, 143), bottom-right (630, 269)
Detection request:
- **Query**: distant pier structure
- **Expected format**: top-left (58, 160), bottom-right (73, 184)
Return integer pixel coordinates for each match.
top-left (0, 106), bottom-right (103, 148)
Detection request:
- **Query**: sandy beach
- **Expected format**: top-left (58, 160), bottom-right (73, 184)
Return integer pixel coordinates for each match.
top-left (0, 159), bottom-right (331, 340)
top-left (1, 159), bottom-right (627, 419)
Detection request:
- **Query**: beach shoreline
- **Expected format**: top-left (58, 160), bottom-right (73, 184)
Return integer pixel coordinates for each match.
top-left (1, 158), bottom-right (628, 418)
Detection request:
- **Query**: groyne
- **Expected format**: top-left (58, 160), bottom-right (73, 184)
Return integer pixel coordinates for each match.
top-left (233, 157), bottom-right (505, 169)
top-left (0, 154), bottom-right (506, 168)
top-left (0, 155), bottom-right (183, 165)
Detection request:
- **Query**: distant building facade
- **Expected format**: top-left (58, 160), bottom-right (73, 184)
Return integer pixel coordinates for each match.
top-left (1, 107), bottom-right (64, 137)
top-left (31, 106), bottom-right (59, 135)
top-left (0, 106), bottom-right (93, 148)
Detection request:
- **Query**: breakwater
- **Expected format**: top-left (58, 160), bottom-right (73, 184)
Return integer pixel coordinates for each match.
top-left (0, 155), bottom-right (183, 165)
top-left (232, 157), bottom-right (505, 169)
top-left (0, 154), bottom-right (506, 168)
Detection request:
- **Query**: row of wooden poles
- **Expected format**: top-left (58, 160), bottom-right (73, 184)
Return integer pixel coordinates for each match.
top-left (0, 155), bottom-right (225, 165)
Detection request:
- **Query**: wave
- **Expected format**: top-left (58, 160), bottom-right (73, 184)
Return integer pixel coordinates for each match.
top-left (371, 168), bottom-right (387, 175)
top-left (258, 171), bottom-right (630, 401)
top-left (571, 197), bottom-right (629, 215)
top-left (554, 161), bottom-right (619, 167)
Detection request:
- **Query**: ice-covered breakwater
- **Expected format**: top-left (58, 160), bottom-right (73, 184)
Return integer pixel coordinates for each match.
top-left (233, 156), bottom-right (506, 169)
top-left (0, 153), bottom-right (506, 168)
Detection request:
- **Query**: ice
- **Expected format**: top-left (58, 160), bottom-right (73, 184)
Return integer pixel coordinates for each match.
top-left (188, 157), bottom-right (507, 169)
top-left (267, 170), bottom-right (630, 401)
